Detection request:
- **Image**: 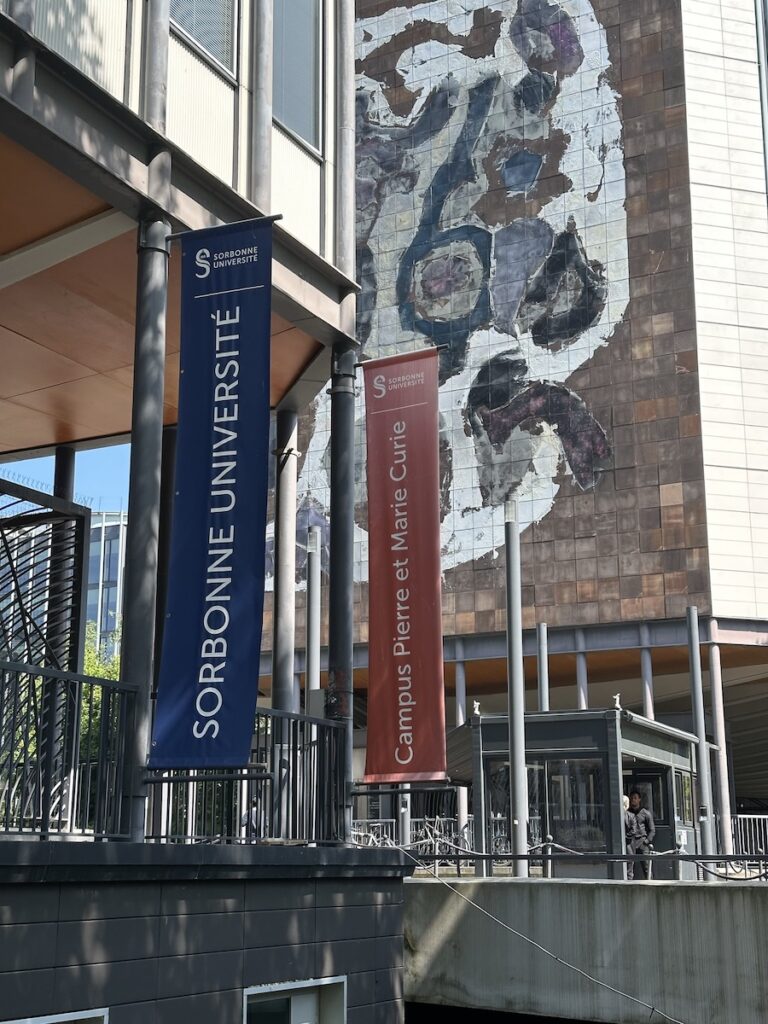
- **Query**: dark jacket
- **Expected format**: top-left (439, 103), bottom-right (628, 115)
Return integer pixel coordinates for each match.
top-left (626, 807), bottom-right (655, 845)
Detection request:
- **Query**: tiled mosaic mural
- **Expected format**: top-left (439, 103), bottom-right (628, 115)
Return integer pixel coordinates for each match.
top-left (265, 0), bottom-right (709, 645)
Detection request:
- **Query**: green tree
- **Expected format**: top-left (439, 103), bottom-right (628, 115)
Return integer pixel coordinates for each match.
top-left (79, 622), bottom-right (121, 762)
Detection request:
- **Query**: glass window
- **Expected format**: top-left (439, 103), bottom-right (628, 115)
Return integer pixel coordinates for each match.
top-left (171, 0), bottom-right (237, 71)
top-left (273, 0), bottom-right (321, 148)
top-left (247, 997), bottom-right (291, 1024)
top-left (490, 756), bottom-right (607, 853)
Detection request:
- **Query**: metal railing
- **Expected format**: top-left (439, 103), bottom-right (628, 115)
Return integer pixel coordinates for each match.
top-left (0, 658), bottom-right (134, 838)
top-left (146, 707), bottom-right (345, 845)
top-left (0, 480), bottom-right (89, 671)
top-left (733, 814), bottom-right (768, 856)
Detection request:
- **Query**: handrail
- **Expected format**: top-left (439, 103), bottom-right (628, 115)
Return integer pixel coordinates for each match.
top-left (0, 658), bottom-right (138, 692)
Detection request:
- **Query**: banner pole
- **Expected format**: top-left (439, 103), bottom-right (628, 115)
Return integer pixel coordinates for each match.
top-left (306, 526), bottom-right (321, 698)
top-left (505, 499), bottom-right (528, 877)
top-left (327, 340), bottom-right (357, 841)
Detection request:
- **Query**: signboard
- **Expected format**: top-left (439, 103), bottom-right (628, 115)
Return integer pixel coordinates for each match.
top-left (363, 348), bottom-right (446, 782)
top-left (149, 218), bottom-right (273, 769)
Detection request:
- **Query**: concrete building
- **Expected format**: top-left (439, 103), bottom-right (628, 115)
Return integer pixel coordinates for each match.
top-left (260, 0), bottom-right (768, 838)
top-left (0, 1), bottom-right (411, 1022)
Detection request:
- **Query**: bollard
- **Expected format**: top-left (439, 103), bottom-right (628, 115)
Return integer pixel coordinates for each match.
top-left (544, 834), bottom-right (554, 879)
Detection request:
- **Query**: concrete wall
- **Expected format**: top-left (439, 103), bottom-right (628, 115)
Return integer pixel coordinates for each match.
top-left (681, 0), bottom-right (768, 620)
top-left (405, 877), bottom-right (768, 1024)
top-left (0, 844), bottom-right (408, 1024)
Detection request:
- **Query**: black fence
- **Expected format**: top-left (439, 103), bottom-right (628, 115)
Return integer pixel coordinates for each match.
top-left (145, 707), bottom-right (346, 845)
top-left (0, 480), bottom-right (90, 671)
top-left (0, 658), bottom-right (134, 838)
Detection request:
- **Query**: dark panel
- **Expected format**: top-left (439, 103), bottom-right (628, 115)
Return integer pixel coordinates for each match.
top-left (0, 885), bottom-right (61, 924)
top-left (315, 936), bottom-right (379, 976)
top-left (154, 988), bottom-right (244, 1024)
top-left (243, 908), bottom-right (315, 949)
top-left (315, 880), bottom-right (401, 907)
top-left (244, 879), bottom-right (315, 912)
top-left (347, 969), bottom-right (377, 1008)
top-left (316, 904), bottom-right (377, 942)
top-left (156, 949), bottom-right (244, 1000)
top-left (59, 883), bottom-right (162, 921)
top-left (53, 959), bottom-right (159, 1012)
top-left (375, 904), bottom-right (404, 937)
top-left (0, 922), bottom-right (57, 970)
top-left (243, 942), bottom-right (315, 987)
top-left (56, 915), bottom-right (160, 966)
top-left (0, 967), bottom-right (56, 1018)
top-left (376, 968), bottom-right (404, 1003)
top-left (160, 881), bottom-right (246, 917)
top-left (159, 912), bottom-right (245, 957)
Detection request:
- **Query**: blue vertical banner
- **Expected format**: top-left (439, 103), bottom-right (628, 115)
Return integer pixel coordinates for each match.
top-left (149, 218), bottom-right (273, 768)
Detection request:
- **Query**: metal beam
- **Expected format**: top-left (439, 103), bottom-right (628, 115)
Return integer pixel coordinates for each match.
top-left (0, 210), bottom-right (134, 290)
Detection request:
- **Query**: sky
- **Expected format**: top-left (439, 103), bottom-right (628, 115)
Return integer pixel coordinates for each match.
top-left (0, 444), bottom-right (131, 512)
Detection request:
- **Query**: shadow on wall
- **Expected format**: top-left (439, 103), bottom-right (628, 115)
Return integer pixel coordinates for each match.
top-left (35, 0), bottom-right (106, 87)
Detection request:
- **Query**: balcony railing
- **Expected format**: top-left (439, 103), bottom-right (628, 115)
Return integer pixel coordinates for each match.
top-left (0, 658), bottom-right (345, 845)
top-left (145, 707), bottom-right (345, 845)
top-left (0, 658), bottom-right (133, 839)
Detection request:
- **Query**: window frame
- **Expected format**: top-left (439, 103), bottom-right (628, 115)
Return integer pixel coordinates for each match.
top-left (272, 0), bottom-right (325, 154)
top-left (170, 0), bottom-right (240, 83)
top-left (243, 976), bottom-right (347, 1024)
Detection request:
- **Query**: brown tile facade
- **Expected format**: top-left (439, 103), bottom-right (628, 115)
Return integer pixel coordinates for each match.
top-left (264, 0), bottom-right (708, 657)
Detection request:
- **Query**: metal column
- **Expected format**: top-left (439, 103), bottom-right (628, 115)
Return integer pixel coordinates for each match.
top-left (640, 622), bottom-right (655, 720)
top-left (153, 426), bottom-right (176, 686)
top-left (326, 342), bottom-right (356, 841)
top-left (537, 622), bottom-right (549, 712)
top-left (121, 216), bottom-right (171, 843)
top-left (709, 624), bottom-right (733, 855)
top-left (454, 638), bottom-right (469, 835)
top-left (306, 525), bottom-right (322, 702)
top-left (576, 628), bottom-right (588, 710)
top-left (505, 501), bottom-right (528, 877)
top-left (250, 0), bottom-right (273, 210)
top-left (687, 606), bottom-right (715, 859)
top-left (143, 0), bottom-right (170, 134)
top-left (271, 410), bottom-right (299, 713)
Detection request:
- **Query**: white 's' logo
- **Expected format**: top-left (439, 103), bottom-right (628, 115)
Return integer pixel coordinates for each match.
top-left (373, 374), bottom-right (386, 398)
top-left (195, 248), bottom-right (211, 279)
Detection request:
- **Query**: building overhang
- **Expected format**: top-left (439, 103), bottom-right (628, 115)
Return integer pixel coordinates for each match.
top-left (0, 13), bottom-right (356, 454)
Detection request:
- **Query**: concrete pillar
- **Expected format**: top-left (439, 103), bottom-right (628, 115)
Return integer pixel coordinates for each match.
top-left (709, 628), bottom-right (733, 854)
top-left (537, 622), bottom-right (549, 712)
top-left (271, 410), bottom-right (299, 713)
top-left (576, 628), bottom-right (588, 710)
top-left (120, 216), bottom-right (171, 843)
top-left (687, 606), bottom-right (716, 861)
top-left (326, 341), bottom-right (356, 840)
top-left (251, 0), bottom-right (273, 210)
top-left (640, 622), bottom-right (655, 720)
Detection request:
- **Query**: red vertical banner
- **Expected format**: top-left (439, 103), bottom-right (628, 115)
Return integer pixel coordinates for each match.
top-left (363, 348), bottom-right (446, 783)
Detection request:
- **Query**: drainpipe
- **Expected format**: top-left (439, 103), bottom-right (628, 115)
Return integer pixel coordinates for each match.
top-left (9, 0), bottom-right (36, 110)
top-left (325, 0), bottom-right (357, 842)
top-left (537, 622), bottom-right (549, 712)
top-left (455, 638), bottom-right (468, 835)
top-left (251, 0), bottom-right (273, 211)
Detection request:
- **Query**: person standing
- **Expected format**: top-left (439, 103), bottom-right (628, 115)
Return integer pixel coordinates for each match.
top-left (626, 789), bottom-right (655, 880)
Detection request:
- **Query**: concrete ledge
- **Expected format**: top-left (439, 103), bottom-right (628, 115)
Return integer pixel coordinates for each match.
top-left (0, 841), bottom-right (411, 884)
top-left (405, 877), bottom-right (768, 1024)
